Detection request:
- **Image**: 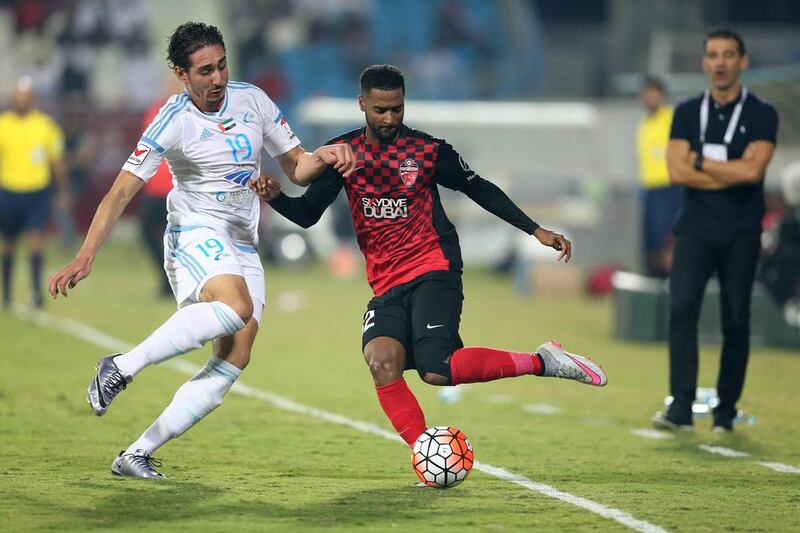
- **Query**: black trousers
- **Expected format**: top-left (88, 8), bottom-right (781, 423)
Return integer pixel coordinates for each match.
top-left (139, 194), bottom-right (171, 295)
top-left (668, 230), bottom-right (761, 413)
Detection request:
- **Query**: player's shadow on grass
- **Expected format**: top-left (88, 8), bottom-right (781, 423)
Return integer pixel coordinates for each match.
top-left (234, 486), bottom-right (470, 528)
top-left (42, 481), bottom-right (457, 529)
top-left (49, 481), bottom-right (227, 529)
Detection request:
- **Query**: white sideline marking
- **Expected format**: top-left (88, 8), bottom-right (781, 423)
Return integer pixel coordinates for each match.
top-left (629, 424), bottom-right (799, 475)
top-left (521, 403), bottom-right (561, 415)
top-left (697, 445), bottom-right (750, 458)
top-left (630, 428), bottom-right (675, 440)
top-left (15, 307), bottom-right (669, 533)
top-left (755, 462), bottom-right (800, 474)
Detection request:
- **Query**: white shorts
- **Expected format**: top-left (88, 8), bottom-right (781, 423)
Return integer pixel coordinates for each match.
top-left (163, 226), bottom-right (265, 324)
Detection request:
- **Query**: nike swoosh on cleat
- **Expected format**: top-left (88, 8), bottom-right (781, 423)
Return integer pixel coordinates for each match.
top-left (567, 355), bottom-right (604, 386)
top-left (96, 375), bottom-right (107, 407)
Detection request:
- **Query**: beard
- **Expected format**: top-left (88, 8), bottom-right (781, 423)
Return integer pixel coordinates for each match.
top-left (368, 122), bottom-right (400, 143)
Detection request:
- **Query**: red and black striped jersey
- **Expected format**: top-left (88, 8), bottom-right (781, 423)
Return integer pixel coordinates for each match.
top-left (270, 125), bottom-right (538, 296)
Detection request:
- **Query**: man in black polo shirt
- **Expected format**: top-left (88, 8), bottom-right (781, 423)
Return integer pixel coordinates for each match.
top-left (652, 29), bottom-right (778, 432)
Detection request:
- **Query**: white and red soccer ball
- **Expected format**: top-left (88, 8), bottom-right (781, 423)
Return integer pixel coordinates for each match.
top-left (412, 426), bottom-right (474, 488)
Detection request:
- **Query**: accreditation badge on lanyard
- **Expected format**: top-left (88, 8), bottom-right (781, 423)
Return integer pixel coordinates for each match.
top-left (699, 86), bottom-right (747, 162)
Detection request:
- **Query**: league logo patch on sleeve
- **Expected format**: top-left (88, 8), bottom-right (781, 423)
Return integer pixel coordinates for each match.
top-left (274, 113), bottom-right (296, 139)
top-left (126, 144), bottom-right (152, 166)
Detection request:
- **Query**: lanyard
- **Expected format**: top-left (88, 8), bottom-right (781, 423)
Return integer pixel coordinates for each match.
top-left (699, 86), bottom-right (748, 145)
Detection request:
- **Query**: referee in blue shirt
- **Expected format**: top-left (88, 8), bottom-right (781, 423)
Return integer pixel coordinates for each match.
top-left (652, 29), bottom-right (779, 432)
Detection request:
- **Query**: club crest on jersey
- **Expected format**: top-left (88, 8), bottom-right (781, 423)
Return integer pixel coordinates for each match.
top-left (126, 144), bottom-right (151, 166)
top-left (399, 159), bottom-right (419, 187)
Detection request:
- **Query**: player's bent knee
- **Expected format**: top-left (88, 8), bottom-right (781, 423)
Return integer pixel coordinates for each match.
top-left (217, 296), bottom-right (253, 325)
top-left (201, 275), bottom-right (254, 323)
top-left (414, 338), bottom-right (456, 385)
top-left (363, 338), bottom-right (405, 381)
top-left (421, 372), bottom-right (449, 386)
top-left (365, 353), bottom-right (403, 379)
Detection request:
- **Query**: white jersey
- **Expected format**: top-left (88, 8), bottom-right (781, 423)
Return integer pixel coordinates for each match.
top-left (123, 81), bottom-right (301, 246)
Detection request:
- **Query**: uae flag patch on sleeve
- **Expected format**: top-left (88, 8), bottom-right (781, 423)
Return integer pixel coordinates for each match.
top-left (218, 117), bottom-right (236, 132)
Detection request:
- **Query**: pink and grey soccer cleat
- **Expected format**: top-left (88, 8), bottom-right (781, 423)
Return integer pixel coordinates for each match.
top-left (536, 341), bottom-right (607, 386)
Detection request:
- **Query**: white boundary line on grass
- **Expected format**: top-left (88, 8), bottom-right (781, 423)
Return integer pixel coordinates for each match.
top-left (629, 427), bottom-right (800, 474)
top-left (697, 445), bottom-right (750, 458)
top-left (14, 306), bottom-right (668, 533)
top-left (756, 462), bottom-right (800, 474)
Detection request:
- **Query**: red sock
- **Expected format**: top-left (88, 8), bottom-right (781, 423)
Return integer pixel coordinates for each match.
top-left (376, 378), bottom-right (427, 447)
top-left (449, 346), bottom-right (543, 385)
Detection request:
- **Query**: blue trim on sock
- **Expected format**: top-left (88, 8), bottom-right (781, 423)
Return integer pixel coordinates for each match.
top-left (211, 303), bottom-right (239, 335)
top-left (207, 359), bottom-right (239, 383)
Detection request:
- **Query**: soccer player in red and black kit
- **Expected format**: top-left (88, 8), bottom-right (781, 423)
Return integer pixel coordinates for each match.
top-left (251, 65), bottom-right (607, 447)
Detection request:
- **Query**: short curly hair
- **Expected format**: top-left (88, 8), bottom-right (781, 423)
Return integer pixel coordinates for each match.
top-left (167, 22), bottom-right (225, 70)
top-left (359, 64), bottom-right (405, 95)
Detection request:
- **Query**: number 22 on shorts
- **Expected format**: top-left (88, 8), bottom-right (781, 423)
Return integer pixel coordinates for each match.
top-left (363, 310), bottom-right (376, 332)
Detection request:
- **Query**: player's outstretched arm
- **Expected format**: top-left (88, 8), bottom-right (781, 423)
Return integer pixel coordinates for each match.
top-left (277, 144), bottom-right (356, 186)
top-left (251, 169), bottom-right (342, 229)
top-left (434, 141), bottom-right (542, 235)
top-left (533, 227), bottom-right (572, 263)
top-left (48, 170), bottom-right (144, 298)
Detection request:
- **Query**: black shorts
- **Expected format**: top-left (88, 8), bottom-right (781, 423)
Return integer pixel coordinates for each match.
top-left (361, 270), bottom-right (463, 379)
top-left (0, 188), bottom-right (51, 240)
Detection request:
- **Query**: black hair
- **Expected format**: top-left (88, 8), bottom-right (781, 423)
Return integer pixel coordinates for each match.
top-left (704, 28), bottom-right (746, 56)
top-left (359, 64), bottom-right (405, 95)
top-left (167, 22), bottom-right (225, 70)
top-left (641, 74), bottom-right (666, 94)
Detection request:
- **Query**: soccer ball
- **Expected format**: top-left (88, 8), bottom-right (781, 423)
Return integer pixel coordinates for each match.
top-left (412, 426), bottom-right (474, 488)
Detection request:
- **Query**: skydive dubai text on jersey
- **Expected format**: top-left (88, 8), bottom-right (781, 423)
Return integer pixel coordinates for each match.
top-left (361, 197), bottom-right (408, 219)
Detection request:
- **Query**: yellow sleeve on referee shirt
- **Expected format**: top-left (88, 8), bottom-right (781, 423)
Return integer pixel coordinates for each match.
top-left (637, 106), bottom-right (673, 189)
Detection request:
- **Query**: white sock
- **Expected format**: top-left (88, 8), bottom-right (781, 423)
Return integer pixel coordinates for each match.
top-left (124, 357), bottom-right (242, 455)
top-left (114, 302), bottom-right (245, 378)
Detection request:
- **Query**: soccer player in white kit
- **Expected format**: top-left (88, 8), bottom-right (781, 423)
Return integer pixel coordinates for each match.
top-left (47, 22), bottom-right (355, 478)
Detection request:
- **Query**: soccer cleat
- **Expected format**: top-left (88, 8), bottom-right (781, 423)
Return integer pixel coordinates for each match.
top-left (87, 354), bottom-right (131, 416)
top-left (651, 411), bottom-right (693, 431)
top-left (536, 341), bottom-right (607, 386)
top-left (111, 450), bottom-right (166, 479)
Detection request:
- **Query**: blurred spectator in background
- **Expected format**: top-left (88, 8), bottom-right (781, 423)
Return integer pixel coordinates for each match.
top-left (759, 163), bottom-right (800, 327)
top-left (56, 93), bottom-right (97, 250)
top-left (637, 75), bottom-right (678, 278)
top-left (0, 76), bottom-right (69, 309)
top-left (120, 31), bottom-right (162, 111)
top-left (138, 76), bottom-right (182, 298)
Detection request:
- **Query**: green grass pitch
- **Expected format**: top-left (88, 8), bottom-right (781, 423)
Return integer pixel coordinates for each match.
top-left (1, 242), bottom-right (798, 531)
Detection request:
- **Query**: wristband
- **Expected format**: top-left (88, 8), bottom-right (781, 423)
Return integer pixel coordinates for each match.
top-left (693, 152), bottom-right (704, 171)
